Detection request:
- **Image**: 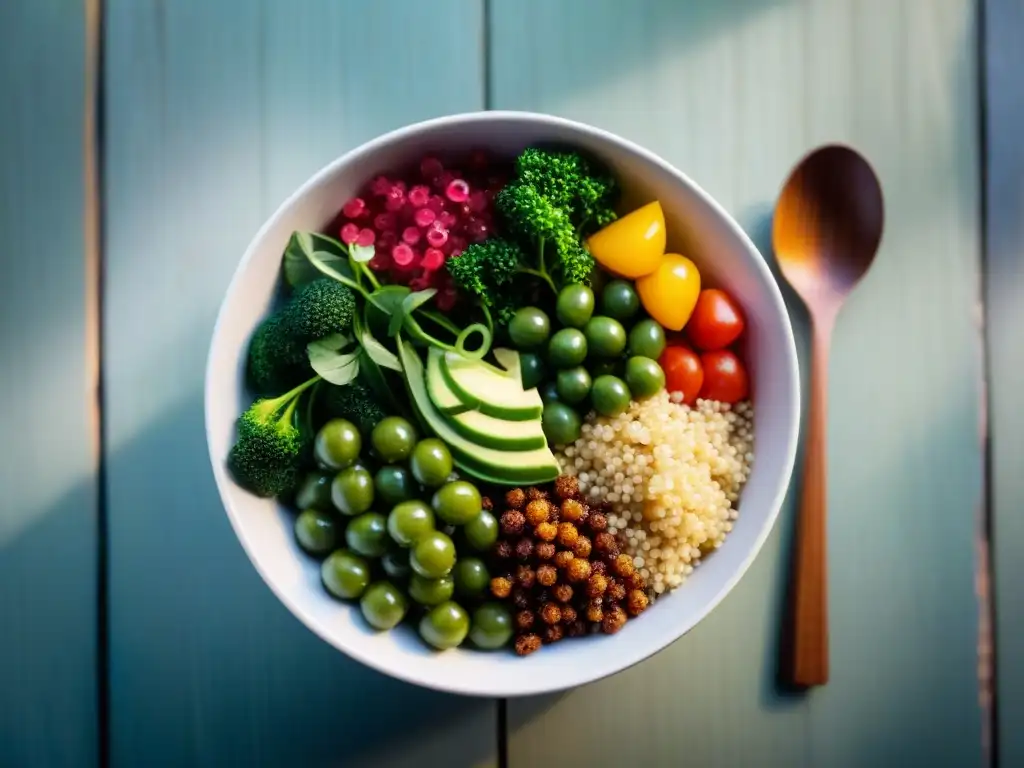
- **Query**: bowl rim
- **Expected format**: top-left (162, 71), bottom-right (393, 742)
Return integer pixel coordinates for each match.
top-left (204, 109), bottom-right (800, 697)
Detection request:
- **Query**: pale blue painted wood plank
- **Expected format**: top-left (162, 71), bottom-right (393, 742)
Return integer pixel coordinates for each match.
top-left (103, 2), bottom-right (494, 766)
top-left (984, 0), bottom-right (1024, 765)
top-left (492, 1), bottom-right (985, 766)
top-left (0, 1), bottom-right (99, 767)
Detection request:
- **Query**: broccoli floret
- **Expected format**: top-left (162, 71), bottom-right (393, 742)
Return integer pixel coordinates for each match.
top-left (445, 237), bottom-right (532, 323)
top-left (247, 313), bottom-right (308, 395)
top-left (492, 148), bottom-right (620, 289)
top-left (228, 376), bottom-right (320, 498)
top-left (285, 278), bottom-right (357, 340)
top-left (496, 183), bottom-right (594, 285)
top-left (320, 380), bottom-right (388, 436)
top-left (247, 278), bottom-right (357, 396)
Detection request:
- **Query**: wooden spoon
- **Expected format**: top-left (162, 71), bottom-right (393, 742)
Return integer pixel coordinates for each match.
top-left (773, 144), bottom-right (884, 687)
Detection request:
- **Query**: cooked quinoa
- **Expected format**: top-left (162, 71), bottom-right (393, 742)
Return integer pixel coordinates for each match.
top-left (554, 392), bottom-right (754, 596)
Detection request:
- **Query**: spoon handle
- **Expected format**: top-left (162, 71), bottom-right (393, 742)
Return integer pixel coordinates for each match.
top-left (787, 319), bottom-right (832, 687)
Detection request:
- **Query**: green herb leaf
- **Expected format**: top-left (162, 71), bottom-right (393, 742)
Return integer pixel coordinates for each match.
top-left (350, 244), bottom-right (375, 264)
top-left (283, 231), bottom-right (356, 289)
top-left (401, 288), bottom-right (438, 317)
top-left (307, 337), bottom-right (361, 385)
top-left (354, 322), bottom-right (401, 374)
top-left (387, 303), bottom-right (408, 338)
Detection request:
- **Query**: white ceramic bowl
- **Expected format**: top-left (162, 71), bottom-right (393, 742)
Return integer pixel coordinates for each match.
top-left (205, 111), bottom-right (800, 697)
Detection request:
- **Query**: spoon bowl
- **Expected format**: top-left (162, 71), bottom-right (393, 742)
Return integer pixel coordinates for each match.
top-left (773, 144), bottom-right (884, 688)
top-left (774, 145), bottom-right (884, 314)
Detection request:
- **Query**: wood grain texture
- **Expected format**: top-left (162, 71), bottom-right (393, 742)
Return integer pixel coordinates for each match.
top-left (491, 1), bottom-right (985, 766)
top-left (0, 1), bottom-right (99, 766)
top-left (983, 0), bottom-right (1024, 765)
top-left (103, 2), bottom-right (494, 766)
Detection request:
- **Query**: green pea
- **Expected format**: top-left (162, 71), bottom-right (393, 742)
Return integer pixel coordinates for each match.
top-left (518, 352), bottom-right (546, 390)
top-left (294, 471), bottom-right (334, 511)
top-left (584, 316), bottom-right (627, 358)
top-left (555, 366), bottom-right (592, 405)
top-left (453, 558), bottom-right (490, 599)
top-left (331, 466), bottom-right (375, 516)
top-left (314, 418), bottom-right (362, 471)
top-left (409, 439), bottom-right (453, 488)
top-left (508, 307), bottom-right (551, 349)
top-left (360, 581), bottom-right (408, 630)
top-left (463, 510), bottom-right (499, 551)
top-left (294, 509), bottom-right (339, 556)
top-left (387, 500), bottom-right (435, 547)
top-left (539, 380), bottom-right (561, 404)
top-left (589, 359), bottom-right (621, 378)
top-left (556, 284), bottom-right (595, 328)
top-left (408, 573), bottom-right (455, 606)
top-left (374, 465), bottom-right (417, 507)
top-left (547, 328), bottom-right (588, 369)
top-left (628, 319), bottom-right (667, 359)
top-left (370, 416), bottom-right (418, 463)
top-left (432, 481), bottom-right (482, 526)
top-left (381, 548), bottom-right (412, 581)
top-left (601, 279), bottom-right (640, 320)
top-left (625, 356), bottom-right (666, 399)
top-left (419, 601), bottom-right (470, 650)
top-left (410, 531), bottom-right (457, 579)
top-left (591, 375), bottom-right (632, 417)
top-left (345, 512), bottom-right (388, 558)
top-left (321, 550), bottom-right (370, 600)
top-left (469, 603), bottom-right (514, 650)
top-left (542, 402), bottom-right (582, 447)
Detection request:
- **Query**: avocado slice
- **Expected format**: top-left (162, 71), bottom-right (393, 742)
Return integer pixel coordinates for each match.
top-left (399, 341), bottom-right (560, 485)
top-left (426, 348), bottom-right (471, 415)
top-left (440, 351), bottom-right (543, 422)
top-left (448, 409), bottom-right (547, 451)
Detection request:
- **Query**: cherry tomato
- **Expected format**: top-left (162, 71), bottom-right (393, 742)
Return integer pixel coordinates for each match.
top-left (698, 349), bottom-right (749, 403)
top-left (658, 345), bottom-right (704, 405)
top-left (686, 289), bottom-right (745, 351)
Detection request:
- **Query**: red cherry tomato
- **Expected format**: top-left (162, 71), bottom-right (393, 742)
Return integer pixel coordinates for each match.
top-left (659, 345), bottom-right (704, 405)
top-left (698, 350), bottom-right (749, 403)
top-left (686, 289), bottom-right (745, 351)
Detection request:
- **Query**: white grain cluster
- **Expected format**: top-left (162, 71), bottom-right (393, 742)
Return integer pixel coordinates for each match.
top-left (555, 392), bottom-right (754, 595)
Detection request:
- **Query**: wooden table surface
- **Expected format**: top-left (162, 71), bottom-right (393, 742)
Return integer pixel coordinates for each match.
top-left (2, 1), bottom-right (1018, 766)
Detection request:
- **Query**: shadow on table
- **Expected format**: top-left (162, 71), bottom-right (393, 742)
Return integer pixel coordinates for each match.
top-left (0, 389), bottom-right (496, 768)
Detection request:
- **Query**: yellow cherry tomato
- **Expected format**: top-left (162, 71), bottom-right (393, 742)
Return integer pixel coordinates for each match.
top-left (585, 201), bottom-right (666, 279)
top-left (635, 254), bottom-right (701, 331)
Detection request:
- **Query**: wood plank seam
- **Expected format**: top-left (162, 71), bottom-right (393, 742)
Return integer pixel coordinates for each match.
top-left (84, 0), bottom-right (108, 764)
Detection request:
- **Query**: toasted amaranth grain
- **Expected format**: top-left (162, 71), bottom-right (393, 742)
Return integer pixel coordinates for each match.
top-left (554, 392), bottom-right (753, 595)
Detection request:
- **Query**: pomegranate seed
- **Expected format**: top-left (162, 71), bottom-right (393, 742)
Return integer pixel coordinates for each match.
top-left (370, 176), bottom-right (393, 196)
top-left (408, 185), bottom-right (431, 208)
top-left (374, 212), bottom-right (397, 232)
top-left (340, 223), bottom-right (361, 244)
top-left (342, 198), bottom-right (367, 219)
top-left (377, 230), bottom-right (398, 250)
top-left (402, 226), bottom-right (421, 245)
top-left (420, 156), bottom-right (444, 180)
top-left (468, 191), bottom-right (489, 213)
top-left (422, 247), bottom-right (446, 271)
top-left (438, 210), bottom-right (458, 229)
top-left (465, 218), bottom-right (489, 243)
top-left (369, 253), bottom-right (391, 271)
top-left (446, 179), bottom-right (470, 203)
top-left (448, 235), bottom-right (467, 257)
top-left (434, 169), bottom-right (457, 191)
top-left (392, 243), bottom-right (416, 267)
top-left (394, 180), bottom-right (407, 193)
top-left (414, 207), bottom-right (437, 227)
top-left (426, 225), bottom-right (449, 249)
top-left (385, 186), bottom-right (405, 212)
top-left (427, 194), bottom-right (446, 213)
top-left (437, 288), bottom-right (458, 312)
top-left (356, 228), bottom-right (376, 247)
